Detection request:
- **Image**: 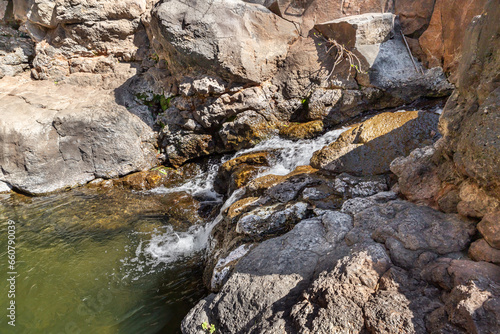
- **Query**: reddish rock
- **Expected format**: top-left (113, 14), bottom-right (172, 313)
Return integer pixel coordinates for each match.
top-left (419, 0), bottom-right (488, 75)
top-left (478, 212), bottom-right (500, 249)
top-left (395, 0), bottom-right (435, 36)
top-left (469, 239), bottom-right (500, 265)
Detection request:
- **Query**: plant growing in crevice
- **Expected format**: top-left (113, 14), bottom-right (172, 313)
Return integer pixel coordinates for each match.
top-left (201, 322), bottom-right (216, 333)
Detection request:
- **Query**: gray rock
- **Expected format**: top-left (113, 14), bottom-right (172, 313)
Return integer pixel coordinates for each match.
top-left (333, 173), bottom-right (388, 198)
top-left (149, 0), bottom-right (298, 83)
top-left (0, 77), bottom-right (157, 194)
top-left (236, 202), bottom-right (309, 237)
top-left (347, 200), bottom-right (476, 268)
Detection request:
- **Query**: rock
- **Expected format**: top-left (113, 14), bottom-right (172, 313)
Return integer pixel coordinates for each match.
top-left (149, 0), bottom-right (298, 83)
top-left (458, 180), bottom-right (500, 218)
top-left (290, 244), bottom-right (392, 334)
top-left (0, 76), bottom-right (157, 195)
top-left (364, 291), bottom-right (415, 333)
top-left (390, 143), bottom-right (442, 207)
top-left (477, 212), bottom-right (500, 249)
top-left (311, 111), bottom-right (439, 175)
top-left (15, 0), bottom-right (152, 80)
top-left (0, 26), bottom-right (34, 79)
top-left (395, 0), bottom-right (436, 36)
top-left (210, 243), bottom-right (254, 292)
top-left (219, 110), bottom-right (280, 151)
top-left (236, 201), bottom-right (309, 237)
top-left (341, 191), bottom-right (398, 215)
top-left (314, 13), bottom-right (453, 102)
top-left (389, 0), bottom-right (500, 218)
top-left (0, 180), bottom-right (11, 193)
top-left (419, 0), bottom-right (488, 74)
top-left (279, 120), bottom-right (323, 140)
top-left (214, 152), bottom-right (271, 195)
top-left (333, 173), bottom-right (388, 198)
top-left (454, 88), bottom-right (500, 193)
top-left (347, 199), bottom-right (476, 268)
top-left (469, 239), bottom-right (500, 265)
top-left (160, 129), bottom-right (215, 168)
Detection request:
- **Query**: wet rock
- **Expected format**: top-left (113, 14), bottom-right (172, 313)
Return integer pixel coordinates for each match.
top-left (0, 77), bottom-right (157, 195)
top-left (477, 212), bottom-right (500, 249)
top-left (214, 152), bottom-right (271, 195)
top-left (311, 111), bottom-right (439, 175)
top-left (279, 120), bottom-right (323, 140)
top-left (219, 110), bottom-right (280, 151)
top-left (469, 239), bottom-right (500, 265)
top-left (160, 129), bottom-right (215, 168)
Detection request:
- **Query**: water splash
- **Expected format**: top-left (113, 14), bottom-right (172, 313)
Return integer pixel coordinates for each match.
top-left (130, 128), bottom-right (347, 266)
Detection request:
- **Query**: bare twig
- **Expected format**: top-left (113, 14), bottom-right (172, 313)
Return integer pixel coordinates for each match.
top-left (400, 31), bottom-right (424, 75)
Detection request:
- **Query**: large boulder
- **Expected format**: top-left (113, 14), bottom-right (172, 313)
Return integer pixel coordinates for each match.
top-left (0, 75), bottom-right (157, 195)
top-left (310, 110), bottom-right (439, 175)
top-left (149, 0), bottom-right (298, 83)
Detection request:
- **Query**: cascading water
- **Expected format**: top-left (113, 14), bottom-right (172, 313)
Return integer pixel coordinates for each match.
top-left (133, 127), bottom-right (347, 266)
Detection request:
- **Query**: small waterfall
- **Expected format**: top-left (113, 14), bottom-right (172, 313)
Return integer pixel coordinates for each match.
top-left (133, 127), bottom-right (347, 266)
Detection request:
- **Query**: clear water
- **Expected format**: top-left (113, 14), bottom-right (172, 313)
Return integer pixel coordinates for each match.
top-left (0, 189), bottom-right (207, 334)
top-left (0, 127), bottom-right (346, 333)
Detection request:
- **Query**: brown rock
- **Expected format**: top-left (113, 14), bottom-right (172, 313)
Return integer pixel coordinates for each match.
top-left (437, 185), bottom-right (460, 213)
top-left (469, 239), bottom-right (500, 265)
top-left (419, 0), bottom-right (487, 74)
top-left (458, 181), bottom-right (500, 218)
top-left (448, 259), bottom-right (500, 287)
top-left (279, 120), bottom-right (323, 140)
top-left (390, 143), bottom-right (441, 208)
top-left (395, 0), bottom-right (436, 36)
top-left (478, 212), bottom-right (500, 249)
top-left (214, 152), bottom-right (271, 195)
top-left (312, 111), bottom-right (439, 175)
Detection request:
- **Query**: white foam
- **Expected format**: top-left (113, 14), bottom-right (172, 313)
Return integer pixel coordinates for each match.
top-left (128, 128), bottom-right (346, 267)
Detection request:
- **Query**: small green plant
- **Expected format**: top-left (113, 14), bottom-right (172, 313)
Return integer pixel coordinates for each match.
top-left (150, 53), bottom-right (160, 63)
top-left (201, 322), bottom-right (216, 333)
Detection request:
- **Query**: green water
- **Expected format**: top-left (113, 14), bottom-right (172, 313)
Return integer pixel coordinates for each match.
top-left (0, 188), bottom-right (208, 334)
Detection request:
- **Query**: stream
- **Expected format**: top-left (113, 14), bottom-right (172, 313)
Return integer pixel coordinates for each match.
top-left (0, 127), bottom-right (347, 333)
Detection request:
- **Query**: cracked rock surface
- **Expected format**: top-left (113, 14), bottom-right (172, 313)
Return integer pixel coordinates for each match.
top-left (0, 75), bottom-right (157, 194)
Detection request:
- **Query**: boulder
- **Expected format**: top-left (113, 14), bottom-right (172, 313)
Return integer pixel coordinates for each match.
top-left (477, 212), bottom-right (500, 250)
top-left (310, 110), bottom-right (439, 175)
top-left (469, 239), bottom-right (500, 265)
top-left (149, 0), bottom-right (298, 83)
top-left (0, 76), bottom-right (157, 195)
